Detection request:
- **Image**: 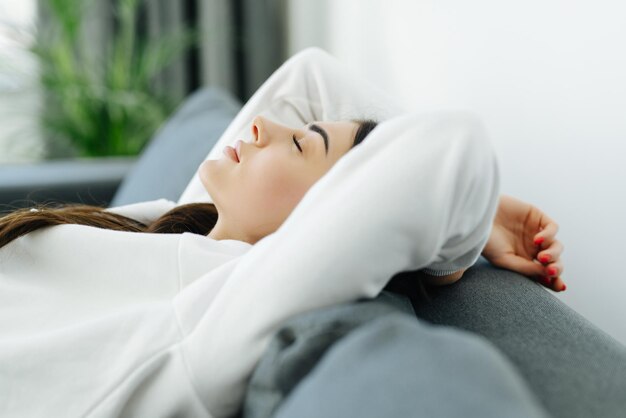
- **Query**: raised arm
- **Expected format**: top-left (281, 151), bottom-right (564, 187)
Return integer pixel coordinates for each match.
top-left (179, 110), bottom-right (501, 417)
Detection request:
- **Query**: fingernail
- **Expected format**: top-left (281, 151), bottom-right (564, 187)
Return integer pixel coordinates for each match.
top-left (562, 283), bottom-right (567, 291)
top-left (539, 254), bottom-right (550, 263)
top-left (547, 267), bottom-right (557, 276)
top-left (534, 237), bottom-right (545, 245)
top-left (540, 276), bottom-right (551, 286)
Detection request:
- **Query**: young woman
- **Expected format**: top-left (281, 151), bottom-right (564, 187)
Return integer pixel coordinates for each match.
top-left (0, 48), bottom-right (564, 417)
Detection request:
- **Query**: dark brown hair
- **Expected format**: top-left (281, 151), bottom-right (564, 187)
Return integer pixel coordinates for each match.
top-left (0, 118), bottom-right (430, 301)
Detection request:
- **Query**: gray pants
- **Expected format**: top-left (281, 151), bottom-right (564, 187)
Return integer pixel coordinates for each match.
top-left (241, 291), bottom-right (549, 418)
top-left (240, 257), bottom-right (626, 418)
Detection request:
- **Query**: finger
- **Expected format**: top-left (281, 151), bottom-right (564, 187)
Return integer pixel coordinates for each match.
top-left (550, 276), bottom-right (567, 292)
top-left (537, 275), bottom-right (554, 288)
top-left (543, 259), bottom-right (564, 279)
top-left (537, 270), bottom-right (567, 291)
top-left (537, 241), bottom-right (564, 265)
top-left (533, 220), bottom-right (559, 247)
top-left (532, 266), bottom-right (562, 291)
top-left (490, 254), bottom-right (564, 290)
top-left (541, 258), bottom-right (565, 291)
top-left (497, 254), bottom-right (550, 279)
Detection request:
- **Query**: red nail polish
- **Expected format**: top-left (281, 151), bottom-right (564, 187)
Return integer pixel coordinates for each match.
top-left (562, 284), bottom-right (567, 291)
top-left (547, 267), bottom-right (557, 276)
top-left (540, 255), bottom-right (550, 263)
top-left (540, 276), bottom-right (551, 286)
top-left (534, 237), bottom-right (545, 245)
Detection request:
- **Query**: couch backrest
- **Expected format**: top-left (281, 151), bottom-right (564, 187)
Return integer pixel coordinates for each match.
top-left (110, 86), bottom-right (242, 207)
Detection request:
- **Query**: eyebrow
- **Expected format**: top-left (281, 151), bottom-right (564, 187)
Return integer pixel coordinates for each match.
top-left (306, 123), bottom-right (329, 156)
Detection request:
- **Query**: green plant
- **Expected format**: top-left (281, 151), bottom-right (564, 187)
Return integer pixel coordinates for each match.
top-left (31, 0), bottom-right (198, 157)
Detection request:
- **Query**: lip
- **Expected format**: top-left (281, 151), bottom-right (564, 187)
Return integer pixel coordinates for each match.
top-left (235, 140), bottom-right (243, 162)
top-left (223, 145), bottom-right (239, 163)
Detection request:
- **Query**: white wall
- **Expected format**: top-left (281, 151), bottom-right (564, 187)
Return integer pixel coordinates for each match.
top-left (287, 0), bottom-right (626, 346)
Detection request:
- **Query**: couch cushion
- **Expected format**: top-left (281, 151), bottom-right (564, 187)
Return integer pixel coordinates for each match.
top-left (110, 87), bottom-right (242, 207)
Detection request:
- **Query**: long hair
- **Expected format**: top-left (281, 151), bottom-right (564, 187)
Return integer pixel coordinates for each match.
top-left (0, 118), bottom-right (431, 301)
top-left (0, 118), bottom-right (379, 247)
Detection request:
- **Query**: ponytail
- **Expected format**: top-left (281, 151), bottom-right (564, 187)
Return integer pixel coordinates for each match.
top-left (0, 202), bottom-right (218, 250)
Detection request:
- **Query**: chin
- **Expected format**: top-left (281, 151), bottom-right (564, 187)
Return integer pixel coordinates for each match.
top-left (198, 162), bottom-right (215, 192)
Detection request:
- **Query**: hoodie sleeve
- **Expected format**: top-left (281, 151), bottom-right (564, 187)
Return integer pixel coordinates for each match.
top-left (177, 46), bottom-right (406, 205)
top-left (104, 198), bottom-right (178, 225)
top-left (180, 109), bottom-right (501, 417)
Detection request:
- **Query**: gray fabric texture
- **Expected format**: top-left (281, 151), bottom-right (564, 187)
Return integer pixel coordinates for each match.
top-left (241, 291), bottom-right (549, 418)
top-left (110, 86), bottom-right (242, 207)
top-left (410, 256), bottom-right (626, 418)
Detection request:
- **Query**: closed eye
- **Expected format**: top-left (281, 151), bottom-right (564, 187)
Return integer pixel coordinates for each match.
top-left (292, 134), bottom-right (303, 153)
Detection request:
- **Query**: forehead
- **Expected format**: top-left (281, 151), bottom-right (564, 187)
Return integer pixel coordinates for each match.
top-left (314, 120), bottom-right (358, 129)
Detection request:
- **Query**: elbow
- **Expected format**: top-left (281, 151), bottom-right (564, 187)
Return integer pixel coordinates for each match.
top-left (421, 267), bottom-right (467, 286)
top-left (443, 268), bottom-right (466, 284)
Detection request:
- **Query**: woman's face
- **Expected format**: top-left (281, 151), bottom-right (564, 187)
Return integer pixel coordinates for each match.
top-left (199, 115), bottom-right (360, 244)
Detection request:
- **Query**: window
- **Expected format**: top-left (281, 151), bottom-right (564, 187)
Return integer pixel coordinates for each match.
top-left (0, 0), bottom-right (44, 163)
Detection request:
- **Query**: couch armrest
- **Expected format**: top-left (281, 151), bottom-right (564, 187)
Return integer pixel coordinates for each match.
top-left (402, 256), bottom-right (626, 418)
top-left (0, 157), bottom-right (136, 214)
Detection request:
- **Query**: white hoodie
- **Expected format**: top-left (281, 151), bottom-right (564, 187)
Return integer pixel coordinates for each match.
top-left (0, 47), bottom-right (500, 417)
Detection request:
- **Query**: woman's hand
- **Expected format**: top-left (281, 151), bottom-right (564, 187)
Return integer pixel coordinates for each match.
top-left (481, 194), bottom-right (566, 291)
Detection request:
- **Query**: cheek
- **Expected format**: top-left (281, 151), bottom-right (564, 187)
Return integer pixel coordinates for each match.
top-left (241, 158), bottom-right (309, 212)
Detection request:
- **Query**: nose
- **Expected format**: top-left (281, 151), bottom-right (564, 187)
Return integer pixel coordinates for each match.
top-left (250, 115), bottom-right (291, 147)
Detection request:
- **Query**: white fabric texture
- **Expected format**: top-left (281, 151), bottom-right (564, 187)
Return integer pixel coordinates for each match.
top-left (177, 47), bottom-right (406, 205)
top-left (103, 197), bottom-right (178, 225)
top-left (0, 47), bottom-right (500, 418)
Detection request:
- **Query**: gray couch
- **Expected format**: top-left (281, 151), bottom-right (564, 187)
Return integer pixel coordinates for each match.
top-left (2, 87), bottom-right (625, 417)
